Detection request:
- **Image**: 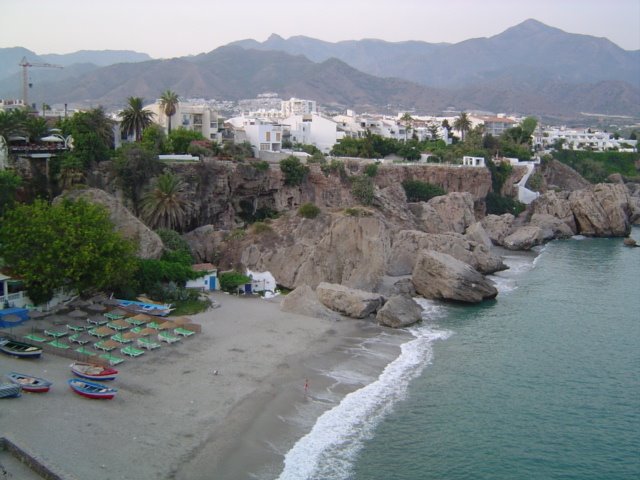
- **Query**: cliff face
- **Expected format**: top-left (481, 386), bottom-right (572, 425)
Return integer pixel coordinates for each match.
top-left (155, 161), bottom-right (494, 231)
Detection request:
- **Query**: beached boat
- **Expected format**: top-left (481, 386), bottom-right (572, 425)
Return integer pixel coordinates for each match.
top-left (116, 299), bottom-right (173, 317)
top-left (70, 361), bottom-right (118, 381)
top-left (0, 382), bottom-right (22, 398)
top-left (0, 337), bottom-right (43, 358)
top-left (68, 378), bottom-right (118, 400)
top-left (6, 372), bottom-right (52, 393)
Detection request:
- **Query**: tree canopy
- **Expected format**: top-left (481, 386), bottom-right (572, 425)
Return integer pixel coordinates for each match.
top-left (119, 97), bottom-right (155, 142)
top-left (0, 198), bottom-right (137, 304)
top-left (159, 90), bottom-right (180, 134)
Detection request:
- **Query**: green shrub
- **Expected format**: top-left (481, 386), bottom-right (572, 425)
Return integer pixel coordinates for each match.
top-left (298, 202), bottom-right (321, 218)
top-left (402, 179), bottom-right (446, 202)
top-left (351, 175), bottom-right (375, 205)
top-left (253, 160), bottom-right (270, 172)
top-left (344, 207), bottom-right (372, 217)
top-left (321, 159), bottom-right (346, 177)
top-left (252, 221), bottom-right (273, 234)
top-left (280, 156), bottom-right (310, 186)
top-left (363, 163), bottom-right (379, 177)
top-left (219, 271), bottom-right (251, 293)
top-left (485, 192), bottom-right (526, 216)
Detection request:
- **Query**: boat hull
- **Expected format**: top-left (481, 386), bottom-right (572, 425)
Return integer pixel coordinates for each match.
top-left (68, 379), bottom-right (117, 400)
top-left (0, 338), bottom-right (43, 358)
top-left (0, 383), bottom-right (22, 398)
top-left (70, 362), bottom-right (118, 381)
top-left (7, 372), bottom-right (52, 393)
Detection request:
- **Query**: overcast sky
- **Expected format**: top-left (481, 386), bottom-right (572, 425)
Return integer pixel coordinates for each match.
top-left (2, 0), bottom-right (639, 58)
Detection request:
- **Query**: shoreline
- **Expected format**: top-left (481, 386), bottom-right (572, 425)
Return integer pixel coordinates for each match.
top-left (0, 292), bottom-right (397, 480)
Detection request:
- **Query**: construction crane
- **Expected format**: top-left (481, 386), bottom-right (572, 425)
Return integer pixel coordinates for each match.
top-left (19, 56), bottom-right (63, 109)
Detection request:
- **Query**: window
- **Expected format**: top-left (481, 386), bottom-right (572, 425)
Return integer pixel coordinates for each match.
top-left (266, 132), bottom-right (271, 142)
top-left (260, 143), bottom-right (270, 151)
top-left (276, 132), bottom-right (281, 141)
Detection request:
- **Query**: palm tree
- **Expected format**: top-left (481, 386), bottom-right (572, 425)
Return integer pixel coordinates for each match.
top-left (140, 171), bottom-right (192, 231)
top-left (159, 90), bottom-right (180, 134)
top-left (119, 97), bottom-right (155, 142)
top-left (453, 112), bottom-right (472, 142)
top-left (0, 109), bottom-right (27, 142)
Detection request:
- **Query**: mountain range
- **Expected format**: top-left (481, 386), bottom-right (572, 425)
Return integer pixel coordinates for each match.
top-left (0, 20), bottom-right (638, 121)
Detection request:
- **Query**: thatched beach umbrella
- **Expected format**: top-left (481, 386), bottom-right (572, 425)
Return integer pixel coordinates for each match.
top-left (137, 327), bottom-right (156, 338)
top-left (68, 309), bottom-right (88, 319)
top-left (69, 299), bottom-right (90, 309)
top-left (122, 331), bottom-right (141, 341)
top-left (27, 310), bottom-right (48, 319)
top-left (89, 294), bottom-right (109, 304)
top-left (172, 316), bottom-right (192, 326)
top-left (91, 326), bottom-right (115, 338)
top-left (86, 303), bottom-right (107, 313)
top-left (87, 314), bottom-right (109, 326)
top-left (46, 314), bottom-right (68, 326)
top-left (158, 321), bottom-right (176, 330)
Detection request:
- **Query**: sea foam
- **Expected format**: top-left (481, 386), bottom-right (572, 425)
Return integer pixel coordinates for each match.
top-left (277, 324), bottom-right (450, 480)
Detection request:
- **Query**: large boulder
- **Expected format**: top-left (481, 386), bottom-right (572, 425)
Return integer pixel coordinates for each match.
top-left (316, 282), bottom-right (384, 319)
top-left (183, 225), bottom-right (228, 263)
top-left (412, 250), bottom-right (498, 303)
top-left (387, 230), bottom-right (505, 276)
top-left (241, 212), bottom-right (392, 291)
top-left (569, 183), bottom-right (632, 236)
top-left (280, 284), bottom-right (342, 321)
top-left (541, 159), bottom-right (591, 192)
top-left (464, 221), bottom-right (493, 249)
top-left (503, 226), bottom-right (544, 250)
top-left (481, 214), bottom-right (515, 246)
top-left (531, 190), bottom-right (577, 233)
top-left (529, 213), bottom-right (574, 241)
top-left (409, 192), bottom-right (476, 234)
top-left (57, 188), bottom-right (163, 259)
top-left (376, 295), bottom-right (423, 328)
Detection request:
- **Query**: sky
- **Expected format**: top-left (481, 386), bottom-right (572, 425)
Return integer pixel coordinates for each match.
top-left (1, 0), bottom-right (639, 58)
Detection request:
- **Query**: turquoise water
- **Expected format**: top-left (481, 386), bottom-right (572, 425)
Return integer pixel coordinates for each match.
top-left (352, 233), bottom-right (640, 480)
top-left (278, 230), bottom-right (640, 479)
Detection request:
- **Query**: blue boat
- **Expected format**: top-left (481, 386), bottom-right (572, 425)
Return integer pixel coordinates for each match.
top-left (68, 378), bottom-right (118, 400)
top-left (0, 382), bottom-right (22, 398)
top-left (115, 299), bottom-right (173, 317)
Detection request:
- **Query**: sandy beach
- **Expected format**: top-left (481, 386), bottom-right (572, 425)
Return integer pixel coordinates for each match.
top-left (0, 292), bottom-right (397, 480)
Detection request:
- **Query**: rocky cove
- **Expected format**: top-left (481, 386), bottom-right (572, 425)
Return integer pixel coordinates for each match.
top-left (72, 158), bottom-right (640, 328)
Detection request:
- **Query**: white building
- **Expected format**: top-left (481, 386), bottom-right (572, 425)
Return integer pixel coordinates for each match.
top-left (227, 116), bottom-right (284, 156)
top-left (281, 98), bottom-right (317, 117)
top-left (146, 100), bottom-right (222, 142)
top-left (185, 264), bottom-right (219, 291)
top-left (283, 113), bottom-right (340, 153)
top-left (537, 126), bottom-right (637, 152)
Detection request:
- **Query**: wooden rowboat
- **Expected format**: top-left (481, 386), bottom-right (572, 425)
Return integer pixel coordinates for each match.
top-left (6, 372), bottom-right (52, 393)
top-left (68, 378), bottom-right (117, 400)
top-left (0, 382), bottom-right (22, 398)
top-left (70, 361), bottom-right (118, 381)
top-left (0, 337), bottom-right (43, 359)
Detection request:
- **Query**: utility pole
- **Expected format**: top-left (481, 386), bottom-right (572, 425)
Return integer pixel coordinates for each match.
top-left (18, 57), bottom-right (63, 109)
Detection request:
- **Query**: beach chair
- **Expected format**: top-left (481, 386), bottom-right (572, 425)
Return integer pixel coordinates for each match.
top-left (111, 333), bottom-right (132, 344)
top-left (47, 339), bottom-right (70, 349)
top-left (94, 340), bottom-right (121, 352)
top-left (174, 327), bottom-right (195, 337)
top-left (107, 319), bottom-right (130, 331)
top-left (158, 330), bottom-right (180, 344)
top-left (75, 346), bottom-right (96, 356)
top-left (121, 345), bottom-right (145, 357)
top-left (137, 337), bottom-right (161, 350)
top-left (146, 321), bottom-right (162, 330)
top-left (99, 353), bottom-right (124, 366)
top-left (24, 333), bottom-right (47, 343)
top-left (44, 327), bottom-right (68, 338)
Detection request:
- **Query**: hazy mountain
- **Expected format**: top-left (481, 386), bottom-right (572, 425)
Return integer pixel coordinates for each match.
top-left (39, 50), bottom-right (152, 67)
top-left (0, 47), bottom-right (152, 83)
top-left (1, 20), bottom-right (638, 120)
top-left (231, 19), bottom-right (640, 88)
top-left (8, 44), bottom-right (637, 119)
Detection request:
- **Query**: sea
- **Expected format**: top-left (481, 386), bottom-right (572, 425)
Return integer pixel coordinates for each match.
top-left (275, 227), bottom-right (640, 480)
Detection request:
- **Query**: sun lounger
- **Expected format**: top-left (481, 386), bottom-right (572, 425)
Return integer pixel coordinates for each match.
top-left (94, 340), bottom-right (121, 352)
top-left (75, 346), bottom-right (96, 356)
top-left (146, 321), bottom-right (162, 330)
top-left (104, 312), bottom-right (125, 321)
top-left (111, 333), bottom-right (133, 344)
top-left (174, 327), bottom-right (195, 337)
top-left (24, 333), bottom-right (47, 342)
top-left (66, 323), bottom-right (87, 332)
top-left (99, 353), bottom-right (124, 366)
top-left (107, 319), bottom-right (130, 331)
top-left (47, 339), bottom-right (70, 349)
top-left (158, 331), bottom-right (180, 344)
top-left (121, 345), bottom-right (145, 357)
top-left (45, 328), bottom-right (68, 338)
top-left (137, 337), bottom-right (161, 350)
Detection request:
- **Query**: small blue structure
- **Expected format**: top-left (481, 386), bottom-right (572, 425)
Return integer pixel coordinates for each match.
top-left (0, 307), bottom-right (30, 327)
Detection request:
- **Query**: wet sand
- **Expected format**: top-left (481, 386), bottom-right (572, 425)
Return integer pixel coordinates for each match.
top-left (0, 292), bottom-right (383, 480)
